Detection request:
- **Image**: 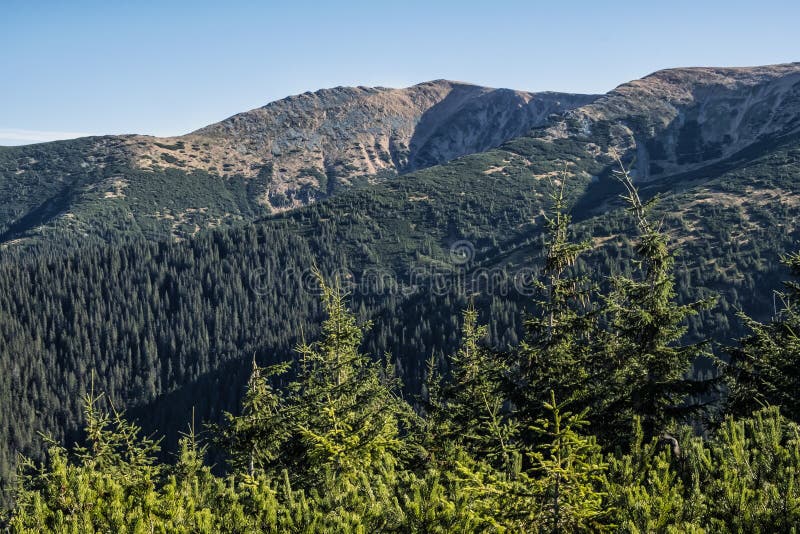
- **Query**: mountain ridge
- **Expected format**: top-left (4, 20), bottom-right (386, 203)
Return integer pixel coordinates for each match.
top-left (1, 63), bottom-right (799, 249)
top-left (0, 80), bottom-right (599, 246)
top-left (132, 79), bottom-right (598, 199)
top-left (545, 62), bottom-right (800, 180)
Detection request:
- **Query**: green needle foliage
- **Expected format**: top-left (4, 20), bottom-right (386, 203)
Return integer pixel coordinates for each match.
top-left (216, 358), bottom-right (291, 477)
top-left (606, 407), bottom-right (800, 532)
top-left (288, 271), bottom-right (406, 486)
top-left (529, 392), bottom-right (610, 533)
top-left (725, 251), bottom-right (800, 420)
top-left (8, 389), bottom-right (164, 532)
top-left (517, 170), bottom-right (597, 423)
top-left (436, 305), bottom-right (519, 470)
top-left (595, 153), bottom-right (716, 444)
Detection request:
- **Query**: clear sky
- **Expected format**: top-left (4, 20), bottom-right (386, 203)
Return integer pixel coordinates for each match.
top-left (2, 0), bottom-right (798, 145)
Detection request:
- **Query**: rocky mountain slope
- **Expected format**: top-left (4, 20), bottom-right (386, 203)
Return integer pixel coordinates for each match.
top-left (161, 80), bottom-right (599, 196)
top-left (2, 63), bottom-right (799, 250)
top-left (545, 62), bottom-right (800, 180)
top-left (0, 82), bottom-right (597, 246)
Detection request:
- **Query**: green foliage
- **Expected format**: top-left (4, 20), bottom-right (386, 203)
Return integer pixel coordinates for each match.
top-left (606, 407), bottom-right (800, 532)
top-left (515, 159), bottom-right (716, 448)
top-left (1, 129), bottom-right (799, 492)
top-left (517, 173), bottom-right (597, 422)
top-left (529, 392), bottom-right (610, 532)
top-left (216, 359), bottom-right (291, 476)
top-left (434, 305), bottom-right (518, 469)
top-left (8, 389), bottom-right (166, 532)
top-left (5, 259), bottom-right (800, 531)
top-left (592, 155), bottom-right (715, 443)
top-left (725, 251), bottom-right (800, 420)
top-left (3, 130), bottom-right (800, 531)
top-left (290, 273), bottom-right (405, 478)
top-left (215, 273), bottom-right (418, 529)
top-left (604, 418), bottom-right (702, 532)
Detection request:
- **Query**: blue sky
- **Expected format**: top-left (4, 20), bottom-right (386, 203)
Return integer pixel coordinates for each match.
top-left (2, 0), bottom-right (798, 145)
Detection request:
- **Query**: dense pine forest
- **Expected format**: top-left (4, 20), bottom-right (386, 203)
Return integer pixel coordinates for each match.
top-left (1, 155), bottom-right (799, 531)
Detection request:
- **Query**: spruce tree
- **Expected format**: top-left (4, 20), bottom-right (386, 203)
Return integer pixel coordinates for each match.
top-left (288, 270), bottom-right (408, 486)
top-left (217, 358), bottom-right (291, 477)
top-left (516, 171), bottom-right (597, 423)
top-left (437, 304), bottom-right (519, 471)
top-left (597, 152), bottom-right (715, 443)
top-left (423, 305), bottom-right (541, 530)
top-left (725, 250), bottom-right (800, 419)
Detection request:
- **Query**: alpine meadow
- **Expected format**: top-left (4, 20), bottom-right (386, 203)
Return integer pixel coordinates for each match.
top-left (2, 10), bottom-right (800, 530)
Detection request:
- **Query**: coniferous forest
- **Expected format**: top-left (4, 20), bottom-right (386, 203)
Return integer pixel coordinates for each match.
top-left (2, 18), bottom-right (800, 528)
top-left (2, 156), bottom-right (800, 532)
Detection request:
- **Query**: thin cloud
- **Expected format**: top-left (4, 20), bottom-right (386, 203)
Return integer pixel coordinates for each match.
top-left (0, 128), bottom-right (95, 146)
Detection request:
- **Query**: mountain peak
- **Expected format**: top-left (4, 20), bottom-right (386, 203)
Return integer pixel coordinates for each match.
top-left (415, 78), bottom-right (479, 88)
top-left (641, 62), bottom-right (800, 82)
top-left (126, 80), bottom-right (597, 210)
top-left (546, 61), bottom-right (800, 181)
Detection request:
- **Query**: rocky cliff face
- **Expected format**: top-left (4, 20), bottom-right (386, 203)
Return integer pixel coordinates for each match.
top-left (125, 80), bottom-right (598, 209)
top-left (546, 63), bottom-right (800, 180)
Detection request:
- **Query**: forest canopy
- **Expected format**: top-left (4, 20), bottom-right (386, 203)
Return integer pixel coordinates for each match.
top-left (3, 165), bottom-right (800, 532)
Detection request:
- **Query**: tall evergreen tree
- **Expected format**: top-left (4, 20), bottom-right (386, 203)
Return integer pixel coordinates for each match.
top-left (221, 269), bottom-right (412, 491)
top-left (597, 152), bottom-right (715, 443)
top-left (435, 305), bottom-right (519, 470)
top-left (516, 171), bottom-right (597, 423)
top-left (288, 271), bottom-right (410, 486)
top-left (216, 358), bottom-right (291, 477)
